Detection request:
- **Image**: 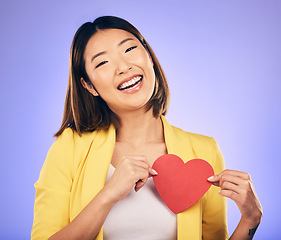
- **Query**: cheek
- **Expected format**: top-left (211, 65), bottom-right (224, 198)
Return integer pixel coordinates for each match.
top-left (143, 56), bottom-right (155, 80)
top-left (91, 70), bottom-right (113, 90)
top-left (135, 52), bottom-right (154, 75)
top-left (85, 61), bottom-right (114, 90)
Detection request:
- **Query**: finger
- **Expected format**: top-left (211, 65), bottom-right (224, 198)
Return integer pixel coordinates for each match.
top-left (208, 175), bottom-right (246, 188)
top-left (219, 174), bottom-right (248, 189)
top-left (219, 189), bottom-right (240, 202)
top-left (148, 167), bottom-right (158, 176)
top-left (208, 169), bottom-right (251, 184)
top-left (225, 169), bottom-right (252, 181)
top-left (134, 168), bottom-right (150, 191)
top-left (127, 155), bottom-right (147, 159)
top-left (207, 174), bottom-right (221, 187)
top-left (132, 159), bottom-right (150, 170)
top-left (209, 169), bottom-right (245, 180)
top-left (135, 178), bottom-right (148, 192)
top-left (221, 169), bottom-right (252, 180)
top-left (130, 157), bottom-right (157, 176)
top-left (123, 155), bottom-right (147, 162)
top-left (220, 181), bottom-right (241, 195)
top-left (135, 173), bottom-right (149, 192)
top-left (124, 155), bottom-right (151, 171)
top-left (119, 156), bottom-right (149, 175)
top-left (119, 155), bottom-right (147, 166)
top-left (207, 173), bottom-right (222, 183)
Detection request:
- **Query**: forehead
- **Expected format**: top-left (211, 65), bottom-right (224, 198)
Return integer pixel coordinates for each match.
top-left (86, 29), bottom-right (138, 52)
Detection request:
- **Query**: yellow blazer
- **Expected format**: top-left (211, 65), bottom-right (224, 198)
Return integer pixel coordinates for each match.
top-left (31, 116), bottom-right (229, 240)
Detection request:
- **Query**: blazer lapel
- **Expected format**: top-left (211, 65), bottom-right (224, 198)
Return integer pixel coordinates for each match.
top-left (161, 116), bottom-right (195, 162)
top-left (161, 116), bottom-right (202, 240)
top-left (81, 125), bottom-right (116, 208)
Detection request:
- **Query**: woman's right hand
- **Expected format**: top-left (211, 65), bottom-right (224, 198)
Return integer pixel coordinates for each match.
top-left (104, 155), bottom-right (158, 203)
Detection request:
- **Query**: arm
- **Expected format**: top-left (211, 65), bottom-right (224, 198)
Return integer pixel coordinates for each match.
top-left (32, 133), bottom-right (157, 240)
top-left (49, 155), bottom-right (157, 240)
top-left (48, 184), bottom-right (115, 240)
top-left (31, 131), bottom-right (75, 239)
top-left (208, 170), bottom-right (263, 240)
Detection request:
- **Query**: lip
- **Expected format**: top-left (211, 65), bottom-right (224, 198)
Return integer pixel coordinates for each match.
top-left (117, 74), bottom-right (144, 94)
top-left (117, 74), bottom-right (143, 89)
top-left (121, 78), bottom-right (143, 94)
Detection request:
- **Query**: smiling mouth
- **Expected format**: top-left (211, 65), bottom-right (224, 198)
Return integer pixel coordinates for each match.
top-left (118, 75), bottom-right (143, 91)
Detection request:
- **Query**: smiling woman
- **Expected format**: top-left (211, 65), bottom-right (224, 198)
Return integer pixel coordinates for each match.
top-left (81, 29), bottom-right (156, 115)
top-left (54, 17), bottom-right (169, 137)
top-left (31, 16), bottom-right (262, 240)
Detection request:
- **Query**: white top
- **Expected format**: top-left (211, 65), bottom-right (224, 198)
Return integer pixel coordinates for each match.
top-left (103, 164), bottom-right (177, 240)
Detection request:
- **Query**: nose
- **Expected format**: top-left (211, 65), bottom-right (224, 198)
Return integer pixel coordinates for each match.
top-left (116, 57), bottom-right (132, 75)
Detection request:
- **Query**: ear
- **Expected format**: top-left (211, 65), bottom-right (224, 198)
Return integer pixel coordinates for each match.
top-left (80, 78), bottom-right (99, 96)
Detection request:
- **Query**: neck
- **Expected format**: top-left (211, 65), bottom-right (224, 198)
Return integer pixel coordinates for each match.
top-left (116, 108), bottom-right (164, 146)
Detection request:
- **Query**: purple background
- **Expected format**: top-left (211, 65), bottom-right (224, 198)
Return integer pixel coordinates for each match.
top-left (1, 1), bottom-right (280, 239)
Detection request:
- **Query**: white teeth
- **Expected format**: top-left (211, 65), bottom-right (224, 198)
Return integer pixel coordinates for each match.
top-left (119, 76), bottom-right (142, 90)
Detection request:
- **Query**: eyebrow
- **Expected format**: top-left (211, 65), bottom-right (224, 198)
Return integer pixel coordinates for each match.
top-left (91, 37), bottom-right (135, 62)
top-left (118, 37), bottom-right (134, 47)
top-left (91, 51), bottom-right (106, 62)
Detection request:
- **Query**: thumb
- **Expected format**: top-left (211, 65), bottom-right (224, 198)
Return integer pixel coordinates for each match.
top-left (207, 175), bottom-right (220, 187)
top-left (135, 178), bottom-right (147, 192)
top-left (148, 167), bottom-right (158, 177)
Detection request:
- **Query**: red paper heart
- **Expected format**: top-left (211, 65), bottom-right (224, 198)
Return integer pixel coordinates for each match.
top-left (152, 154), bottom-right (214, 214)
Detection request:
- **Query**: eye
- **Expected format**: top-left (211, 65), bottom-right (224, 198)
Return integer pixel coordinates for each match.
top-left (95, 61), bottom-right (108, 68)
top-left (125, 46), bottom-right (137, 53)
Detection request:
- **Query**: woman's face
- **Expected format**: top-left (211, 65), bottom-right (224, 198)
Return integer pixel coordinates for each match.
top-left (83, 28), bottom-right (155, 115)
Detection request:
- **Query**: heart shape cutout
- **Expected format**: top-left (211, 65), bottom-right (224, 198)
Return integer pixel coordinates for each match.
top-left (152, 154), bottom-right (214, 214)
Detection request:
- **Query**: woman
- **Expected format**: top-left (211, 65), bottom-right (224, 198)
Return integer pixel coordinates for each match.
top-left (31, 16), bottom-right (262, 240)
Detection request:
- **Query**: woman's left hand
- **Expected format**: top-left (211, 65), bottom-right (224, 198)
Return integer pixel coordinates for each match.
top-left (208, 169), bottom-right (263, 226)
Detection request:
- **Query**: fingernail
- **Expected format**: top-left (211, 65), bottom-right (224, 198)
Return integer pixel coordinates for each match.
top-left (218, 190), bottom-right (221, 194)
top-left (207, 176), bottom-right (214, 181)
top-left (152, 169), bottom-right (158, 175)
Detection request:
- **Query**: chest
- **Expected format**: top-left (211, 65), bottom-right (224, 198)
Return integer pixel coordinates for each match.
top-left (111, 142), bottom-right (167, 167)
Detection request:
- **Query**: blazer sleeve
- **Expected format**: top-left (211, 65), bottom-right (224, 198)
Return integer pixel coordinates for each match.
top-left (202, 137), bottom-right (229, 240)
top-left (31, 129), bottom-right (74, 240)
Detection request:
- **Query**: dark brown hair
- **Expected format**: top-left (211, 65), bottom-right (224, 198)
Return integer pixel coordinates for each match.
top-left (55, 16), bottom-right (170, 137)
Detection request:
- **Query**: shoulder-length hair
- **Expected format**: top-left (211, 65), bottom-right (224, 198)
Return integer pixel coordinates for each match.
top-left (55, 16), bottom-right (170, 137)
